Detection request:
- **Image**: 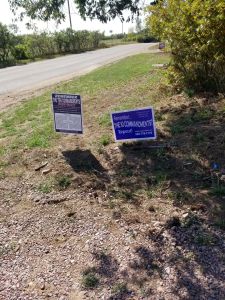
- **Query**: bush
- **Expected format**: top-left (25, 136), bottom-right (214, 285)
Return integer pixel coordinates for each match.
top-left (147, 0), bottom-right (225, 93)
top-left (0, 22), bottom-right (16, 67)
top-left (13, 44), bottom-right (28, 60)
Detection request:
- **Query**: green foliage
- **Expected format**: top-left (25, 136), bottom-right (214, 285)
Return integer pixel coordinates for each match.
top-left (13, 44), bottom-right (28, 60)
top-left (56, 175), bottom-right (71, 189)
top-left (82, 268), bottom-right (99, 288)
top-left (99, 134), bottom-right (111, 146)
top-left (0, 25), bottom-right (102, 67)
top-left (0, 22), bottom-right (15, 67)
top-left (194, 233), bottom-right (216, 246)
top-left (112, 282), bottom-right (128, 295)
top-left (9, 0), bottom-right (140, 23)
top-left (38, 182), bottom-right (53, 194)
top-left (147, 0), bottom-right (225, 93)
top-left (124, 29), bottom-right (157, 43)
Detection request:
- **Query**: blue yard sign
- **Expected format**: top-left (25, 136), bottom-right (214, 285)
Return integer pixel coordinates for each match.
top-left (111, 107), bottom-right (156, 142)
top-left (52, 93), bottom-right (83, 134)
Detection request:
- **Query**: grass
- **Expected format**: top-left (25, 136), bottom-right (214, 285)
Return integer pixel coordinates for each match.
top-left (111, 282), bottom-right (128, 295)
top-left (210, 186), bottom-right (225, 197)
top-left (82, 268), bottom-right (99, 289)
top-left (0, 52), bottom-right (170, 168)
top-left (194, 233), bottom-right (217, 246)
top-left (99, 134), bottom-right (111, 146)
top-left (38, 182), bottom-right (53, 194)
top-left (56, 175), bottom-right (71, 190)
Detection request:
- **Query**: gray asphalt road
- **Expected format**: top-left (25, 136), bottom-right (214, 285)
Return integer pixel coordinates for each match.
top-left (0, 43), bottom-right (156, 96)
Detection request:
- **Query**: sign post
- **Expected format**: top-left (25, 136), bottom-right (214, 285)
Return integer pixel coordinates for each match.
top-left (52, 93), bottom-right (83, 134)
top-left (111, 107), bottom-right (156, 142)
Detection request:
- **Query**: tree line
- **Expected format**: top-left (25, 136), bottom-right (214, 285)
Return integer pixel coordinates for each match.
top-left (0, 24), bottom-right (103, 68)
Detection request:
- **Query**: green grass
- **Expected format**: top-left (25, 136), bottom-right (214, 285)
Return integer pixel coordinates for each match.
top-left (56, 175), bottom-right (72, 190)
top-left (0, 53), bottom-right (170, 168)
top-left (38, 182), bottom-right (53, 194)
top-left (82, 268), bottom-right (99, 289)
top-left (210, 186), bottom-right (225, 197)
top-left (99, 134), bottom-right (111, 146)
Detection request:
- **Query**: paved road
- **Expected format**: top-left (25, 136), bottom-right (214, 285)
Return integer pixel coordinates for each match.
top-left (0, 43), bottom-right (156, 96)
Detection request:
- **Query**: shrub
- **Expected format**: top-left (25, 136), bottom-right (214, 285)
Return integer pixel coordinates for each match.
top-left (0, 22), bottom-right (16, 67)
top-left (147, 0), bottom-right (225, 93)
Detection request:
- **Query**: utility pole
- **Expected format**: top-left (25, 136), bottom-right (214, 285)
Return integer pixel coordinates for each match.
top-left (67, 0), bottom-right (73, 29)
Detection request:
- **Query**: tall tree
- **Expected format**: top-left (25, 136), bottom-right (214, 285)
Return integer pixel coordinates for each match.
top-left (9, 0), bottom-right (141, 23)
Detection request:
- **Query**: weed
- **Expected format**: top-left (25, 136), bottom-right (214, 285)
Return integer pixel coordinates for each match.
top-left (154, 111), bottom-right (164, 121)
top-left (38, 182), bottom-right (53, 194)
top-left (184, 88), bottom-right (195, 98)
top-left (147, 189), bottom-right (158, 199)
top-left (192, 132), bottom-right (205, 144)
top-left (56, 175), bottom-right (71, 190)
top-left (112, 282), bottom-right (128, 295)
top-left (214, 219), bottom-right (225, 230)
top-left (155, 148), bottom-right (167, 160)
top-left (170, 124), bottom-right (185, 135)
top-left (194, 233), bottom-right (216, 246)
top-left (117, 190), bottom-right (133, 201)
top-left (0, 169), bottom-right (6, 179)
top-left (82, 268), bottom-right (99, 289)
top-left (99, 134), bottom-right (111, 146)
top-left (169, 190), bottom-right (192, 206)
top-left (108, 199), bottom-right (116, 209)
top-left (210, 186), bottom-right (225, 197)
top-left (192, 108), bottom-right (214, 122)
top-left (182, 213), bottom-right (200, 228)
top-left (99, 113), bottom-right (111, 127)
top-left (120, 168), bottom-right (133, 177)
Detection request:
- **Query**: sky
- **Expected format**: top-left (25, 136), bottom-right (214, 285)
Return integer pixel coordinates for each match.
top-left (0, 0), bottom-right (145, 35)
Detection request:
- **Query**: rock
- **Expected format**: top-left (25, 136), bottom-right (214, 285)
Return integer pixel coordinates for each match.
top-left (35, 162), bottom-right (48, 171)
top-left (182, 212), bottom-right (189, 219)
top-left (42, 168), bottom-right (52, 175)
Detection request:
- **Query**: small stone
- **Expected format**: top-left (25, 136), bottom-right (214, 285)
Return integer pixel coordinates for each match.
top-left (35, 161), bottom-right (48, 171)
top-left (182, 213), bottom-right (189, 218)
top-left (42, 168), bottom-right (52, 175)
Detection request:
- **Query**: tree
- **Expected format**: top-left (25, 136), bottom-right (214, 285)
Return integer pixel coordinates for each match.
top-left (147, 0), bottom-right (225, 93)
top-left (9, 0), bottom-right (140, 23)
top-left (0, 22), bottom-right (15, 66)
top-left (135, 16), bottom-right (142, 33)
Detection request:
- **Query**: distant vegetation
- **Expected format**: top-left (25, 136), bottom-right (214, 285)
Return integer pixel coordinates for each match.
top-left (0, 25), bottom-right (104, 68)
top-left (0, 23), bottom-right (156, 68)
top-left (101, 30), bottom-right (158, 44)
